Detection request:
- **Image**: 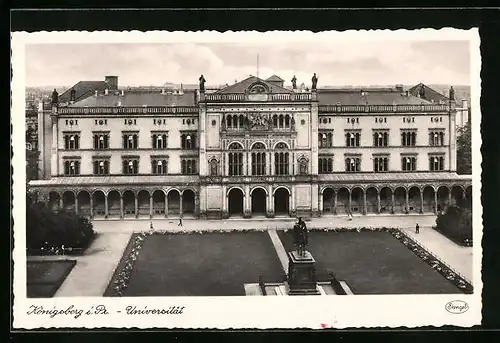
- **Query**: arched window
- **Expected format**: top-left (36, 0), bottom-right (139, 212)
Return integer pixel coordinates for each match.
top-left (274, 143), bottom-right (289, 175)
top-left (345, 157), bottom-right (361, 172)
top-left (228, 142), bottom-right (243, 176)
top-left (251, 142), bottom-right (266, 176)
top-left (402, 156), bottom-right (417, 171)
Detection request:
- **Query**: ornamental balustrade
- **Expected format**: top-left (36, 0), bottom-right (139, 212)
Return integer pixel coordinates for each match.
top-left (58, 106), bottom-right (199, 115)
top-left (318, 104), bottom-right (450, 114)
top-left (203, 93), bottom-right (312, 102)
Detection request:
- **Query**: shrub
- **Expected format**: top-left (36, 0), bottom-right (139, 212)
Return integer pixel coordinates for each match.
top-left (26, 201), bottom-right (95, 255)
top-left (435, 205), bottom-right (472, 246)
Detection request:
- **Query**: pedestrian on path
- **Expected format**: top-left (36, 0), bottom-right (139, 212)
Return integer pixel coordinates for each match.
top-left (415, 223), bottom-right (420, 234)
top-left (178, 217), bottom-right (183, 227)
top-left (150, 221), bottom-right (154, 231)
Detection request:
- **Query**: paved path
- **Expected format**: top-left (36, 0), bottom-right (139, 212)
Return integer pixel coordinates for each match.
top-left (91, 214), bottom-right (437, 233)
top-left (29, 233), bottom-right (132, 297)
top-left (400, 227), bottom-right (473, 283)
top-left (267, 230), bottom-right (288, 274)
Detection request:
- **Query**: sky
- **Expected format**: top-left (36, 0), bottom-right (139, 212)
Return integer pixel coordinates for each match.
top-left (25, 41), bottom-right (471, 87)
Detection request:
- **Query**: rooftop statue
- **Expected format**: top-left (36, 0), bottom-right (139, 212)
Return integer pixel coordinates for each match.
top-left (199, 75), bottom-right (206, 92)
top-left (291, 75), bottom-right (297, 89)
top-left (51, 89), bottom-right (59, 104)
top-left (311, 73), bottom-right (318, 90)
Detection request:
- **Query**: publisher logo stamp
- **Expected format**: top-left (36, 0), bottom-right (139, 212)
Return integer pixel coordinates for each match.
top-left (445, 300), bottom-right (469, 314)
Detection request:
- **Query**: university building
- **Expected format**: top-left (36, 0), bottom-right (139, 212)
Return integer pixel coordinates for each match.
top-left (29, 74), bottom-right (472, 219)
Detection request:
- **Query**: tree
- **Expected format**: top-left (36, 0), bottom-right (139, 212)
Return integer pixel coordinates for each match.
top-left (456, 122), bottom-right (471, 175)
top-left (26, 149), bottom-right (40, 182)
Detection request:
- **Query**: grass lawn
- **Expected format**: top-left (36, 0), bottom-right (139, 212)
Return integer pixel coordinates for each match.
top-left (278, 230), bottom-right (461, 294)
top-left (105, 231), bottom-right (283, 296)
top-left (27, 260), bottom-right (76, 297)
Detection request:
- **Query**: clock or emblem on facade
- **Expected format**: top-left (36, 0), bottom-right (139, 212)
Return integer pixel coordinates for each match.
top-left (248, 112), bottom-right (269, 130)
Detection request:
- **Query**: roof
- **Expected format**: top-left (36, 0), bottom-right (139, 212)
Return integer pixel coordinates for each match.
top-left (215, 76), bottom-right (291, 94)
top-left (29, 175), bottom-right (199, 187)
top-left (69, 91), bottom-right (196, 107)
top-left (408, 83), bottom-right (449, 104)
top-left (266, 75), bottom-right (284, 82)
top-left (317, 89), bottom-right (433, 106)
top-left (59, 81), bottom-right (109, 104)
top-left (318, 172), bottom-right (471, 184)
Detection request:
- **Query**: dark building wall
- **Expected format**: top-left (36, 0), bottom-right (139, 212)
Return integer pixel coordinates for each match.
top-left (105, 76), bottom-right (119, 90)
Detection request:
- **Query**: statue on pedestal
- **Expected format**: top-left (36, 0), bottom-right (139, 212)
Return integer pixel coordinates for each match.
top-left (311, 73), bottom-right (318, 90)
top-left (199, 74), bottom-right (206, 92)
top-left (291, 75), bottom-right (297, 90)
top-left (293, 217), bottom-right (308, 257)
top-left (449, 86), bottom-right (455, 101)
top-left (51, 89), bottom-right (59, 104)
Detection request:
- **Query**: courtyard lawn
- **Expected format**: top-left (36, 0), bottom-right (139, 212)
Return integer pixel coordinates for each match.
top-left (105, 231), bottom-right (283, 296)
top-left (27, 260), bottom-right (76, 297)
top-left (278, 230), bottom-right (461, 294)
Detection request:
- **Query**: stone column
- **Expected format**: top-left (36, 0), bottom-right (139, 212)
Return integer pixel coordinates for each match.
top-left (268, 151), bottom-right (272, 175)
top-left (267, 184), bottom-right (274, 218)
top-left (104, 194), bottom-right (109, 218)
top-left (120, 194), bottom-right (124, 219)
top-left (59, 197), bottom-right (64, 211)
top-left (318, 188), bottom-right (323, 216)
top-left (434, 190), bottom-right (438, 214)
top-left (405, 189), bottom-right (409, 214)
top-left (75, 196), bottom-right (79, 215)
top-left (134, 194), bottom-right (138, 218)
top-left (419, 189), bottom-right (424, 214)
top-left (179, 194), bottom-right (184, 218)
top-left (348, 190), bottom-right (352, 214)
top-left (89, 195), bottom-right (94, 218)
top-left (270, 152), bottom-right (275, 175)
top-left (391, 190), bottom-right (395, 214)
top-left (244, 184), bottom-right (251, 218)
top-left (164, 192), bottom-right (168, 218)
top-left (376, 191), bottom-right (381, 214)
top-left (149, 194), bottom-right (153, 218)
top-left (362, 190), bottom-right (367, 215)
top-left (333, 191), bottom-right (337, 214)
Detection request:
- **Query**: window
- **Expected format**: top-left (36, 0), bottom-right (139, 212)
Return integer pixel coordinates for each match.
top-left (226, 114), bottom-right (246, 129)
top-left (345, 157), bottom-right (361, 172)
top-left (63, 160), bottom-right (80, 176)
top-left (181, 133), bottom-right (197, 149)
top-left (345, 131), bottom-right (361, 147)
top-left (228, 142), bottom-right (244, 176)
top-left (251, 142), bottom-right (266, 176)
top-left (401, 130), bottom-right (417, 146)
top-left (152, 133), bottom-right (168, 149)
top-left (181, 158), bottom-right (198, 175)
top-left (401, 156), bottom-right (417, 171)
top-left (93, 132), bottom-right (109, 149)
top-left (318, 156), bottom-right (333, 174)
top-left (429, 131), bottom-right (445, 146)
top-left (122, 133), bottom-right (138, 149)
top-left (373, 131), bottom-right (389, 147)
top-left (272, 114), bottom-right (292, 129)
top-left (122, 159), bottom-right (139, 174)
top-left (373, 156), bottom-right (389, 172)
top-left (93, 159), bottom-right (109, 175)
top-left (429, 156), bottom-right (445, 171)
top-left (151, 159), bottom-right (168, 174)
top-left (319, 132), bottom-right (333, 148)
top-left (274, 143), bottom-right (289, 175)
top-left (64, 133), bottom-right (80, 150)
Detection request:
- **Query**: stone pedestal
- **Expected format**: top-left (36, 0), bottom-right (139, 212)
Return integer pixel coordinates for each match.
top-left (287, 251), bottom-right (320, 295)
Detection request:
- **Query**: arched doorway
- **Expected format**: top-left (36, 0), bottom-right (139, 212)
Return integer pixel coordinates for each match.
top-left (337, 188), bottom-right (349, 214)
top-left (122, 190), bottom-right (136, 217)
top-left (408, 187), bottom-right (421, 213)
top-left (182, 189), bottom-right (196, 216)
top-left (451, 186), bottom-right (464, 208)
top-left (92, 191), bottom-right (106, 217)
top-left (108, 190), bottom-right (121, 218)
top-left (152, 190), bottom-right (165, 216)
top-left (167, 189), bottom-right (181, 216)
top-left (48, 191), bottom-right (60, 213)
top-left (137, 190), bottom-right (150, 216)
top-left (322, 188), bottom-right (335, 214)
top-left (379, 187), bottom-right (392, 214)
top-left (228, 188), bottom-right (244, 216)
top-left (62, 191), bottom-right (75, 214)
top-left (351, 188), bottom-right (363, 214)
top-left (437, 186), bottom-right (449, 213)
top-left (251, 188), bottom-right (267, 215)
top-left (394, 187), bottom-right (406, 214)
top-left (366, 187), bottom-right (378, 213)
top-left (274, 187), bottom-right (290, 216)
top-left (422, 186), bottom-right (435, 213)
top-left (77, 191), bottom-right (91, 217)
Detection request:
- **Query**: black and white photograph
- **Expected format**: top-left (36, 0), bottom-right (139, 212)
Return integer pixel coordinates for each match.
top-left (12, 29), bottom-right (482, 329)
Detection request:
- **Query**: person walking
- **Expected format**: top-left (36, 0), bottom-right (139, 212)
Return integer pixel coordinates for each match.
top-left (415, 223), bottom-right (420, 234)
top-left (178, 217), bottom-right (183, 227)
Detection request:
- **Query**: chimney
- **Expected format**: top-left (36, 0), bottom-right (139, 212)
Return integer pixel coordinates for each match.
top-left (395, 84), bottom-right (404, 92)
top-left (104, 89), bottom-right (109, 95)
top-left (70, 89), bottom-right (76, 103)
top-left (104, 75), bottom-right (118, 90)
top-left (462, 99), bottom-right (468, 109)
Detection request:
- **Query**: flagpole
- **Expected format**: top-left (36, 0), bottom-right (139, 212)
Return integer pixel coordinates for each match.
top-left (257, 54), bottom-right (259, 78)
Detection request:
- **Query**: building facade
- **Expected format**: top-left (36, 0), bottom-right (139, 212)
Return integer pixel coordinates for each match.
top-left (29, 75), bottom-right (472, 220)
